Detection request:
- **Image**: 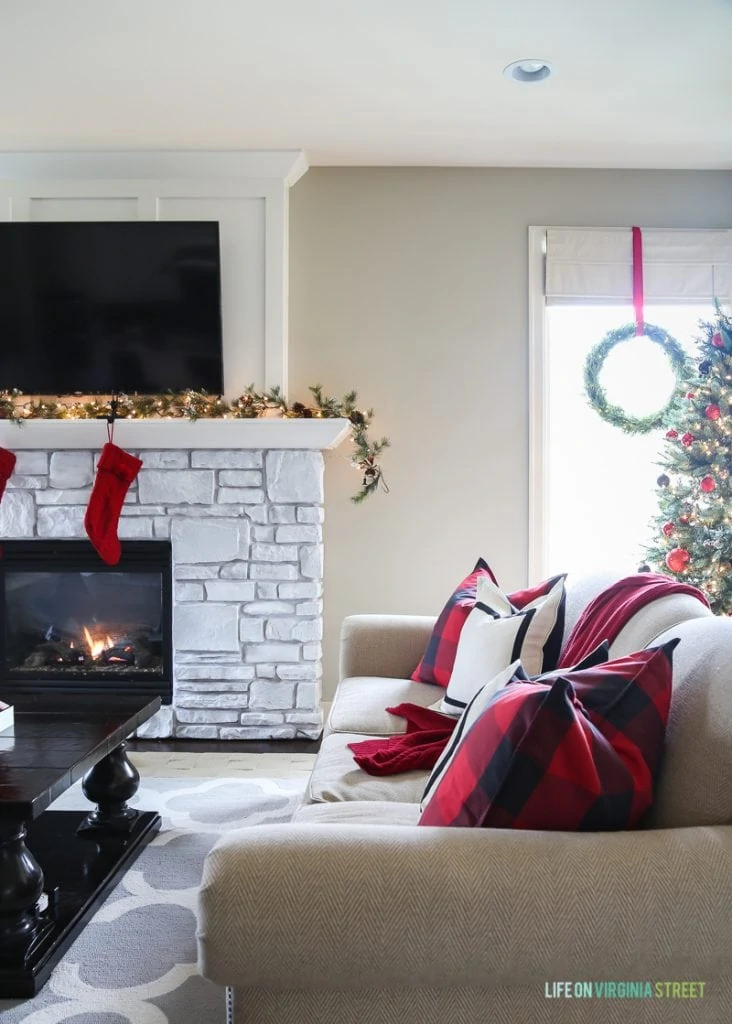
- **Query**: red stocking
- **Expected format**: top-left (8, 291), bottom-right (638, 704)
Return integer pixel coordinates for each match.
top-left (85, 443), bottom-right (143, 566)
top-left (0, 447), bottom-right (16, 557)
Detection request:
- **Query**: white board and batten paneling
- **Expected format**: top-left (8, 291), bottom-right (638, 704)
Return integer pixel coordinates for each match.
top-left (0, 150), bottom-right (308, 397)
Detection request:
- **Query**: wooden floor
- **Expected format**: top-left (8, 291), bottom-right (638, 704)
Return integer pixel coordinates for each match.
top-left (128, 737), bottom-right (321, 754)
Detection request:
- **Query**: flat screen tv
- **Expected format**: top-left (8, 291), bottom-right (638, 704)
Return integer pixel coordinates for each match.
top-left (0, 221), bottom-right (224, 395)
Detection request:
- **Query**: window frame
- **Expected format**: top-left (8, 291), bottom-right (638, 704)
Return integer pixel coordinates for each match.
top-left (527, 224), bottom-right (727, 580)
top-left (527, 225), bottom-right (549, 582)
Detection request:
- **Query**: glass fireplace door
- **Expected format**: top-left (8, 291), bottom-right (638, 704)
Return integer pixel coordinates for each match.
top-left (0, 541), bottom-right (172, 703)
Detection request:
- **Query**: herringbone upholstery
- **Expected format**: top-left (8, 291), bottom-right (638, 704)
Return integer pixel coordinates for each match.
top-left (338, 614), bottom-right (436, 682)
top-left (198, 573), bottom-right (732, 1023)
top-left (232, 982), bottom-right (732, 1023)
top-left (650, 617), bottom-right (732, 827)
top-left (326, 675), bottom-right (442, 737)
top-left (307, 731), bottom-right (428, 804)
top-left (198, 823), bottom-right (732, 990)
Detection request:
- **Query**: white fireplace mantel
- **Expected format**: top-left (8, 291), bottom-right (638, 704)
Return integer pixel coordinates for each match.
top-left (0, 418), bottom-right (351, 451)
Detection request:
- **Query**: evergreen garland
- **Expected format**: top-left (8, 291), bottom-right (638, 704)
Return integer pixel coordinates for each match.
top-left (584, 322), bottom-right (689, 434)
top-left (0, 385), bottom-right (390, 505)
top-left (642, 304), bottom-right (732, 611)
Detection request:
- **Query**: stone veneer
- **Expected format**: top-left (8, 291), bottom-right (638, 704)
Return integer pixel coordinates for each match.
top-left (0, 448), bottom-right (325, 740)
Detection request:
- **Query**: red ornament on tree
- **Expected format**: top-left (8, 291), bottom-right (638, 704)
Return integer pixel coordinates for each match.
top-left (665, 428), bottom-right (679, 439)
top-left (700, 475), bottom-right (716, 493)
top-left (705, 404), bottom-right (721, 421)
top-left (679, 513), bottom-right (690, 524)
top-left (662, 522), bottom-right (674, 536)
top-left (666, 547), bottom-right (691, 573)
top-left (712, 332), bottom-right (724, 348)
top-left (686, 392), bottom-right (696, 400)
top-left (681, 432), bottom-right (694, 447)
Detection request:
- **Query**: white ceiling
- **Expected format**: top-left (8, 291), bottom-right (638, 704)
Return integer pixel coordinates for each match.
top-left (1, 0), bottom-right (731, 168)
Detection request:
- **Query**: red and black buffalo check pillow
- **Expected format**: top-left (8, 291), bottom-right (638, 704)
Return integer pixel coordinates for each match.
top-left (411, 559), bottom-right (566, 688)
top-left (419, 639), bottom-right (678, 831)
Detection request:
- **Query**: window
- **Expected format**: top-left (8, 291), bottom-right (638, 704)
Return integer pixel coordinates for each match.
top-left (529, 226), bottom-right (730, 579)
top-left (544, 303), bottom-right (712, 578)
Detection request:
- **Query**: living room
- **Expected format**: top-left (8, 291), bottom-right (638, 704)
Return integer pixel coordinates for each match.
top-left (0, 1), bottom-right (730, 1022)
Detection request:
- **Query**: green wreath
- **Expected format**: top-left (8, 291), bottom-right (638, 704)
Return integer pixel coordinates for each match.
top-left (583, 322), bottom-right (688, 435)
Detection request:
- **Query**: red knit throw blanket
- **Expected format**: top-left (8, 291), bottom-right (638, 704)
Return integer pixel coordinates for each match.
top-left (349, 574), bottom-right (708, 776)
top-left (558, 573), bottom-right (709, 667)
top-left (348, 704), bottom-right (455, 776)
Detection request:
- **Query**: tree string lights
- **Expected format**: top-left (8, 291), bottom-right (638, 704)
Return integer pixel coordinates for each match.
top-left (643, 305), bottom-right (732, 611)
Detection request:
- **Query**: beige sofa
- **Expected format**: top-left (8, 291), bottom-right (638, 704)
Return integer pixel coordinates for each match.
top-left (198, 571), bottom-right (732, 1023)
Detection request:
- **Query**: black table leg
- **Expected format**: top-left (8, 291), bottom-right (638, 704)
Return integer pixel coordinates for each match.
top-left (78, 740), bottom-right (140, 836)
top-left (0, 820), bottom-right (44, 949)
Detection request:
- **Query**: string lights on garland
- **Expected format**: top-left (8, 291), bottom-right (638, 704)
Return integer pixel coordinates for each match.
top-left (0, 384), bottom-right (390, 505)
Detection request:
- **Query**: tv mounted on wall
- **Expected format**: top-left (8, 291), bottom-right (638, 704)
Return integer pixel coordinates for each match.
top-left (0, 221), bottom-right (224, 395)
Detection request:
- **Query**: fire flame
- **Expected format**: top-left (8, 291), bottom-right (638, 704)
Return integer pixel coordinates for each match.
top-left (83, 627), bottom-right (114, 660)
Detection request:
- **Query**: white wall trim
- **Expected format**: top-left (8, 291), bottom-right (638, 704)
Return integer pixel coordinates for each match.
top-left (0, 151), bottom-right (308, 183)
top-left (527, 226), bottom-right (548, 583)
top-left (264, 181), bottom-right (289, 391)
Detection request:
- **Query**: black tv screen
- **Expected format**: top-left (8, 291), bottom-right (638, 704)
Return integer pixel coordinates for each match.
top-left (0, 221), bottom-right (224, 395)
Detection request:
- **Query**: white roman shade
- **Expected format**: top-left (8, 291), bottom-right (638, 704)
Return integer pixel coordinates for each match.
top-left (545, 228), bottom-right (732, 304)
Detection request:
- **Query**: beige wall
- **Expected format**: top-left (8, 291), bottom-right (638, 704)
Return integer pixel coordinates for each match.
top-left (289, 168), bottom-right (732, 699)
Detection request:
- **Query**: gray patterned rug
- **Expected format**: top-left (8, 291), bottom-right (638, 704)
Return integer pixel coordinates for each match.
top-left (0, 776), bottom-right (305, 1023)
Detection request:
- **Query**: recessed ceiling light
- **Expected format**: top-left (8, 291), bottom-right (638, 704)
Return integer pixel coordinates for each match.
top-left (503, 59), bottom-right (553, 83)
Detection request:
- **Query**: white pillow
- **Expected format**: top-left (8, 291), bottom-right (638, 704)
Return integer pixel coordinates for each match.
top-left (438, 574), bottom-right (566, 715)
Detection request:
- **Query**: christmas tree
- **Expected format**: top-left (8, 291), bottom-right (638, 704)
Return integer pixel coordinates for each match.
top-left (643, 305), bottom-right (732, 612)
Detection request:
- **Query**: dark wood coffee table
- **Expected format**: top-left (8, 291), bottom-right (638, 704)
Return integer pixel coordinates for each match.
top-left (0, 697), bottom-right (162, 998)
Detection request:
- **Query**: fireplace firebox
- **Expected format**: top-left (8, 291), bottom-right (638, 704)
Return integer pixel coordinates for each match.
top-left (0, 541), bottom-right (172, 706)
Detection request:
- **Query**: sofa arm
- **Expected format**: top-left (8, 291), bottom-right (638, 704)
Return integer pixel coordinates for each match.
top-left (198, 823), bottom-right (732, 992)
top-left (339, 614), bottom-right (436, 682)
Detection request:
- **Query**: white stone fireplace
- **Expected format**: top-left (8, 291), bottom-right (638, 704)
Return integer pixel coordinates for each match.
top-left (0, 149), bottom-right (350, 739)
top-left (0, 419), bottom-right (348, 738)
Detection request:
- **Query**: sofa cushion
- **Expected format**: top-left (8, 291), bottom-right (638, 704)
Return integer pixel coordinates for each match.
top-left (293, 800), bottom-right (421, 826)
top-left (307, 732), bottom-right (429, 805)
top-left (327, 676), bottom-right (443, 737)
top-left (420, 641), bottom-right (677, 830)
top-left (439, 575), bottom-right (566, 715)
